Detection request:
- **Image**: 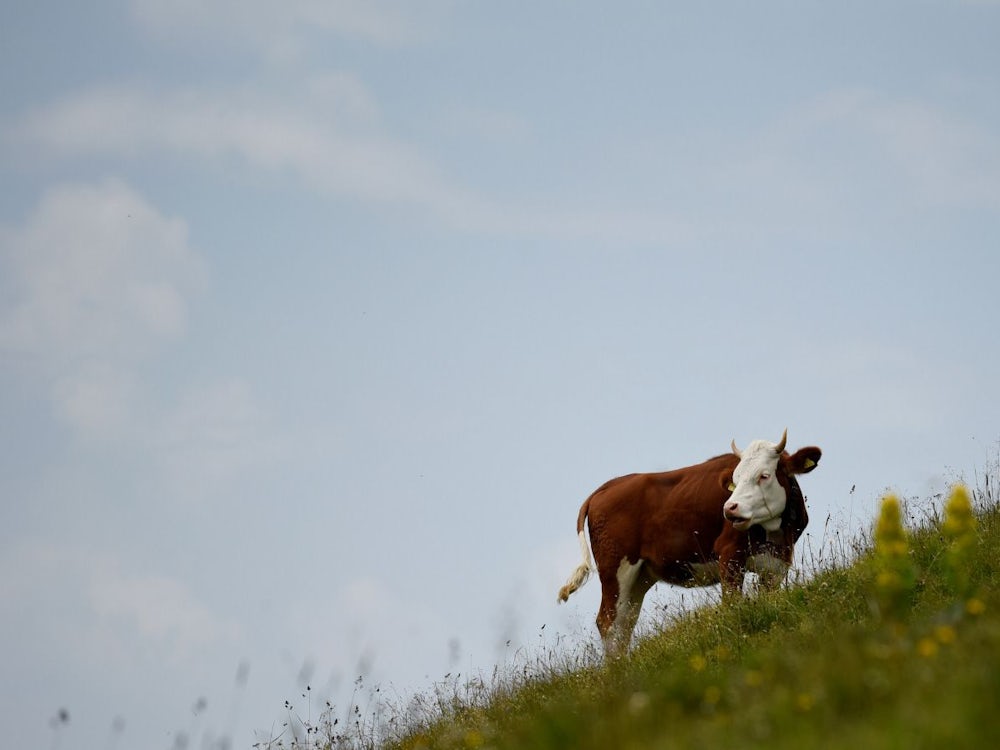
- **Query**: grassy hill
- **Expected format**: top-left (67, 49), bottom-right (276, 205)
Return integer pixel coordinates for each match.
top-left (267, 468), bottom-right (1000, 750)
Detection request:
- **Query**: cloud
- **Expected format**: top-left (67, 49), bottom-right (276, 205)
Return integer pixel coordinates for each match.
top-left (50, 362), bottom-right (139, 441)
top-left (444, 106), bottom-right (534, 147)
top-left (10, 84), bottom-right (475, 216)
top-left (18, 85), bottom-right (994, 251)
top-left (0, 540), bottom-right (241, 667)
top-left (88, 559), bottom-right (243, 658)
top-left (156, 378), bottom-right (278, 500)
top-left (863, 98), bottom-right (1000, 209)
top-left (0, 181), bottom-right (275, 498)
top-left (286, 575), bottom-right (457, 689)
top-left (7, 83), bottom-right (692, 244)
top-left (129, 0), bottom-right (444, 56)
top-left (794, 338), bottom-right (974, 433)
top-left (0, 179), bottom-right (204, 367)
top-left (0, 179), bottom-right (206, 438)
top-left (768, 88), bottom-right (1000, 212)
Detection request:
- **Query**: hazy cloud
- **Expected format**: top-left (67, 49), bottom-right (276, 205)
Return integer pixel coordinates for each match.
top-left (50, 362), bottom-right (139, 441)
top-left (795, 338), bottom-right (974, 433)
top-left (771, 88), bottom-right (1000, 210)
top-left (129, 0), bottom-right (444, 57)
top-left (0, 180), bottom-right (275, 498)
top-left (0, 540), bottom-right (241, 667)
top-left (863, 98), bottom-right (1000, 209)
top-left (89, 558), bottom-right (243, 659)
top-left (0, 179), bottom-right (206, 438)
top-left (11, 84), bottom-right (475, 217)
top-left (0, 179), bottom-right (204, 365)
top-left (8, 83), bottom-right (685, 241)
top-left (156, 378), bottom-right (277, 500)
top-left (9, 83), bottom-right (703, 244)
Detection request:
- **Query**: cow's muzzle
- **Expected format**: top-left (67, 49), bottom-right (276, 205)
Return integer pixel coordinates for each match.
top-left (724, 505), bottom-right (751, 529)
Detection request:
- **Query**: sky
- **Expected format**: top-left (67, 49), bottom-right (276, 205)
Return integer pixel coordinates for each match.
top-left (2, 1), bottom-right (1000, 748)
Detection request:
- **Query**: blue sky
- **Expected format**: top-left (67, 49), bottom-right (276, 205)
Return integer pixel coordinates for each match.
top-left (2, 2), bottom-right (1000, 748)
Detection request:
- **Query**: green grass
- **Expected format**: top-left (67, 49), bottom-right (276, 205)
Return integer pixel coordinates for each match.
top-left (264, 465), bottom-right (1000, 750)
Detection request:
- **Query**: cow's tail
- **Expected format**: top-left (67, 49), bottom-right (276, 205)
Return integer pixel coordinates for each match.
top-left (557, 498), bottom-right (593, 603)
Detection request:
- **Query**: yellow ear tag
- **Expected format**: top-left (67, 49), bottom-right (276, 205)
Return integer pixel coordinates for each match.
top-left (728, 482), bottom-right (736, 492)
top-left (803, 458), bottom-right (816, 469)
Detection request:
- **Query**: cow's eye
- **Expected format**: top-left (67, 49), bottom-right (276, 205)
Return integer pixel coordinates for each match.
top-left (758, 473), bottom-right (771, 483)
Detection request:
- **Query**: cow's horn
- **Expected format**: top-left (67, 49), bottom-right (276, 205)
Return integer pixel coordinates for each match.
top-left (731, 439), bottom-right (741, 457)
top-left (774, 428), bottom-right (788, 454)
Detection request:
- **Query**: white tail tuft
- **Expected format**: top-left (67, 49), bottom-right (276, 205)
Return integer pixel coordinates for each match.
top-left (557, 530), bottom-right (593, 602)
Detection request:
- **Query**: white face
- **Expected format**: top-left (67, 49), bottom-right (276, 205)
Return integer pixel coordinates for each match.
top-left (724, 439), bottom-right (786, 532)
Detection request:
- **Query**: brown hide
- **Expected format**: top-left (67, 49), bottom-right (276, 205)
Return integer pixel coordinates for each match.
top-left (582, 454), bottom-right (739, 588)
top-left (571, 448), bottom-right (817, 652)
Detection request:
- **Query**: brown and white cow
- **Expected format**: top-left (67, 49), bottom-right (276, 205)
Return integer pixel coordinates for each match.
top-left (558, 430), bottom-right (821, 656)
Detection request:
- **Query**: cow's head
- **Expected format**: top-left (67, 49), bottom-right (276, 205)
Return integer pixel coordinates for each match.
top-left (722, 429), bottom-right (821, 532)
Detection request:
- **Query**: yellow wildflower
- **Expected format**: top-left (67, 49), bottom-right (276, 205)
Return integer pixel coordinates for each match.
top-left (713, 645), bottom-right (732, 661)
top-left (966, 598), bottom-right (986, 616)
top-left (943, 485), bottom-right (978, 597)
top-left (796, 693), bottom-right (815, 712)
top-left (917, 638), bottom-right (938, 658)
top-left (934, 625), bottom-right (957, 645)
top-left (870, 494), bottom-right (917, 621)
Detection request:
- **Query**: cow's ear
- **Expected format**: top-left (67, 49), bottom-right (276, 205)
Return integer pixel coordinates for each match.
top-left (720, 470), bottom-right (736, 493)
top-left (786, 446), bottom-right (822, 474)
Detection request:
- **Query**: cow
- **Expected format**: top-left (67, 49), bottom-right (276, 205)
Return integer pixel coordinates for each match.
top-left (557, 430), bottom-right (821, 657)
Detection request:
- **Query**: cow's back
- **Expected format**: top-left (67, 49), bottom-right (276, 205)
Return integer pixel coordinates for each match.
top-left (585, 454), bottom-right (739, 581)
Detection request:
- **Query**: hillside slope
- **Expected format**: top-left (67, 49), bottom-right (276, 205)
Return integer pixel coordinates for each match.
top-left (271, 477), bottom-right (1000, 750)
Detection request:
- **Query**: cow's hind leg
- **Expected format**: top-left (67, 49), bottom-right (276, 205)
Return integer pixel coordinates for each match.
top-left (595, 577), bottom-right (620, 653)
top-left (598, 558), bottom-right (655, 658)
